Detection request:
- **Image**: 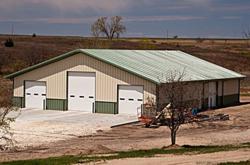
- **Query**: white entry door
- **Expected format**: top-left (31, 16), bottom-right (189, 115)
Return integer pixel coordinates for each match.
top-left (118, 85), bottom-right (143, 116)
top-left (68, 72), bottom-right (95, 112)
top-left (25, 81), bottom-right (46, 109)
top-left (208, 82), bottom-right (217, 108)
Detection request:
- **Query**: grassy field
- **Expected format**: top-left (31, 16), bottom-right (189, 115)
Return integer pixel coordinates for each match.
top-left (0, 35), bottom-right (249, 91)
top-left (219, 161), bottom-right (250, 165)
top-left (1, 143), bottom-right (250, 165)
top-left (0, 35), bottom-right (249, 102)
top-left (0, 35), bottom-right (250, 74)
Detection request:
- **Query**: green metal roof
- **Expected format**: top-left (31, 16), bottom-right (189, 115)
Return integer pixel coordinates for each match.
top-left (5, 49), bottom-right (245, 84)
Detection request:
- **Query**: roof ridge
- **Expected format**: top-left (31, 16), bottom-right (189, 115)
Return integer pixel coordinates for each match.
top-left (5, 49), bottom-right (245, 83)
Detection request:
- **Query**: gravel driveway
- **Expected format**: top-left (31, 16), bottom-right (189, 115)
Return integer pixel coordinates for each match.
top-left (10, 108), bottom-right (137, 148)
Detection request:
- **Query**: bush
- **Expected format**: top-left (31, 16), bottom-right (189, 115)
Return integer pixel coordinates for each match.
top-left (32, 33), bottom-right (36, 37)
top-left (4, 38), bottom-right (14, 47)
top-left (196, 38), bottom-right (205, 43)
top-left (0, 79), bottom-right (19, 151)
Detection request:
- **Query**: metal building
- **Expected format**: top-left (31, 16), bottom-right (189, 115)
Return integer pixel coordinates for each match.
top-left (5, 49), bottom-right (245, 115)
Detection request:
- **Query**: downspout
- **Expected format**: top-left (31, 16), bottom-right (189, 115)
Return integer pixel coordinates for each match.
top-left (222, 80), bottom-right (224, 107)
top-left (11, 78), bottom-right (14, 106)
top-left (216, 81), bottom-right (218, 107)
top-left (238, 78), bottom-right (240, 104)
top-left (202, 81), bottom-right (205, 110)
top-left (156, 84), bottom-right (160, 112)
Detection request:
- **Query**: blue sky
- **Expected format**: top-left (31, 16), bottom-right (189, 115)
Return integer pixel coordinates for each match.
top-left (0, 0), bottom-right (249, 38)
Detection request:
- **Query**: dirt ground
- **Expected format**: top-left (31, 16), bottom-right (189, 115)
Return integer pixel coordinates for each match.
top-left (8, 109), bottom-right (137, 148)
top-left (101, 149), bottom-right (250, 165)
top-left (0, 96), bottom-right (250, 163)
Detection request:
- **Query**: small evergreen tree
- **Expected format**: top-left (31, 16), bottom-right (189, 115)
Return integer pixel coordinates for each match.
top-left (4, 38), bottom-right (14, 47)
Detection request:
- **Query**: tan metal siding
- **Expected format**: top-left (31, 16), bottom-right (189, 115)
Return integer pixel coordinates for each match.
top-left (203, 82), bottom-right (209, 98)
top-left (223, 79), bottom-right (239, 95)
top-left (14, 53), bottom-right (156, 102)
top-left (158, 81), bottom-right (203, 108)
top-left (218, 81), bottom-right (223, 96)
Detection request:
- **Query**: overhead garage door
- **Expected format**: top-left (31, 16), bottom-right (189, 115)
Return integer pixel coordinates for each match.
top-left (68, 72), bottom-right (95, 112)
top-left (118, 85), bottom-right (143, 116)
top-left (25, 81), bottom-right (46, 109)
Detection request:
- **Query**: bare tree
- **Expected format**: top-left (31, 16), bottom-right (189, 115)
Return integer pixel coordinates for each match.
top-left (243, 27), bottom-right (250, 46)
top-left (243, 28), bottom-right (250, 39)
top-left (91, 21), bottom-right (102, 38)
top-left (91, 16), bottom-right (126, 40)
top-left (0, 79), bottom-right (19, 150)
top-left (159, 71), bottom-right (200, 145)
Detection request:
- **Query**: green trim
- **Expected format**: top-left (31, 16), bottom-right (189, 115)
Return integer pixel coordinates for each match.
top-left (23, 80), bottom-right (26, 107)
top-left (95, 101), bottom-right (117, 114)
top-left (43, 100), bottom-right (45, 110)
top-left (66, 71), bottom-right (69, 110)
top-left (217, 96), bottom-right (223, 107)
top-left (12, 97), bottom-right (24, 108)
top-left (202, 82), bottom-right (205, 109)
top-left (116, 85), bottom-right (119, 114)
top-left (223, 94), bottom-right (239, 106)
top-left (203, 98), bottom-right (208, 109)
top-left (202, 94), bottom-right (239, 109)
top-left (46, 98), bottom-right (67, 111)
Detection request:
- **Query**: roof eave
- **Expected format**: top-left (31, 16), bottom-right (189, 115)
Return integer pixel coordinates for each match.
top-left (4, 49), bottom-right (160, 84)
top-left (3, 49), bottom-right (245, 85)
top-left (4, 49), bottom-right (83, 79)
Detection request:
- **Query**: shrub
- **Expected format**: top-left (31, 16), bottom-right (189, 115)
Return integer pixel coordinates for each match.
top-left (4, 38), bottom-right (14, 47)
top-left (196, 38), bottom-right (205, 43)
top-left (32, 33), bottom-right (36, 37)
top-left (0, 79), bottom-right (19, 151)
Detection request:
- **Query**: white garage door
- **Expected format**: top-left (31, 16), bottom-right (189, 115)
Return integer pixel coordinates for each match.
top-left (25, 81), bottom-right (46, 109)
top-left (118, 85), bottom-right (143, 116)
top-left (68, 72), bottom-right (95, 112)
top-left (208, 82), bottom-right (217, 108)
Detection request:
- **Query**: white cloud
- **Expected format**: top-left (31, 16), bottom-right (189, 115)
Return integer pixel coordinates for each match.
top-left (221, 16), bottom-right (241, 20)
top-left (125, 15), bottom-right (205, 22)
top-left (182, 0), bottom-right (212, 6)
top-left (0, 17), bottom-right (97, 24)
top-left (0, 0), bottom-right (133, 12)
top-left (0, 15), bottom-right (206, 24)
top-left (211, 5), bottom-right (250, 11)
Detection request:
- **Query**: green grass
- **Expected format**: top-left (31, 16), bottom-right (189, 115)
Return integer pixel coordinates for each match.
top-left (0, 156), bottom-right (80, 165)
top-left (240, 51), bottom-right (250, 58)
top-left (219, 160), bottom-right (250, 165)
top-left (1, 143), bottom-right (250, 165)
top-left (241, 93), bottom-right (250, 96)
